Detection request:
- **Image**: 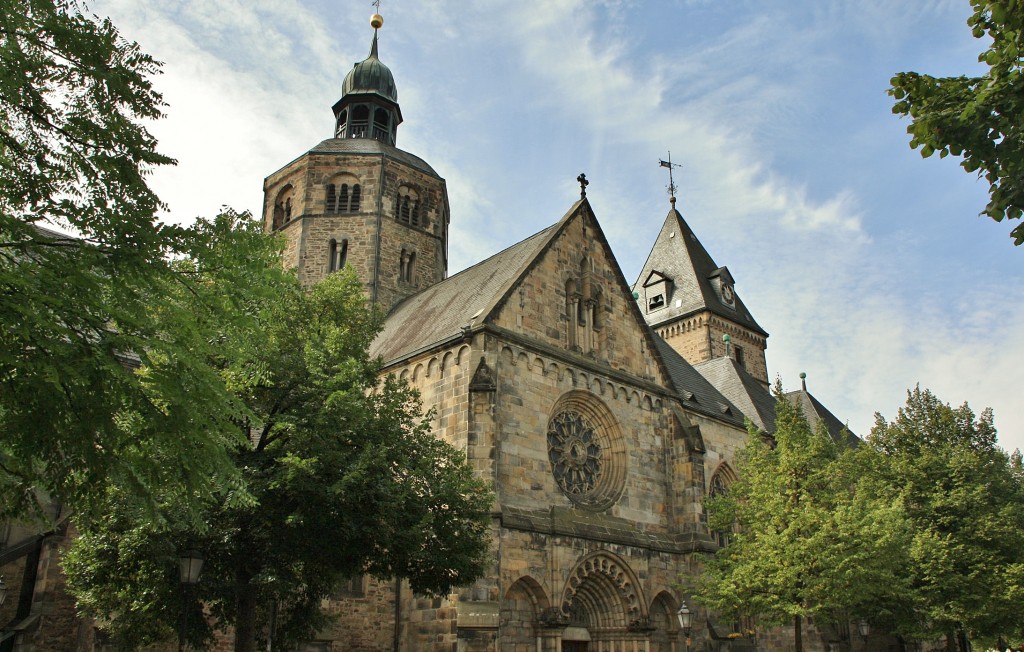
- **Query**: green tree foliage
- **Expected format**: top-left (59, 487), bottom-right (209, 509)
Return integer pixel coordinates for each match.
top-left (864, 387), bottom-right (1024, 650)
top-left (0, 1), bottom-right (256, 518)
top-left (890, 0), bottom-right (1024, 244)
top-left (695, 385), bottom-right (911, 652)
top-left (65, 263), bottom-right (493, 652)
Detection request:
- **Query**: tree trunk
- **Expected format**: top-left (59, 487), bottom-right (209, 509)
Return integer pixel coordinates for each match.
top-left (956, 628), bottom-right (970, 652)
top-left (234, 568), bottom-right (258, 652)
top-left (794, 614), bottom-right (802, 652)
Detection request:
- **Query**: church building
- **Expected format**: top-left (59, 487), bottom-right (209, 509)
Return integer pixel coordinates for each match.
top-left (260, 14), bottom-right (854, 652)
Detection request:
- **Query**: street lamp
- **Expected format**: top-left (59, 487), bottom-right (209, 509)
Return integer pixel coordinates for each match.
top-left (178, 550), bottom-right (204, 652)
top-left (677, 602), bottom-right (693, 652)
top-left (858, 620), bottom-right (871, 648)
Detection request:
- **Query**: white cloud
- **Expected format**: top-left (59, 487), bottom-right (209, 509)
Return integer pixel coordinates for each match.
top-left (85, 0), bottom-right (1022, 456)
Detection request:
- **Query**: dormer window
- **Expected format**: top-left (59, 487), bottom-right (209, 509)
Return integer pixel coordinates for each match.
top-left (641, 270), bottom-right (672, 314)
top-left (710, 266), bottom-right (737, 310)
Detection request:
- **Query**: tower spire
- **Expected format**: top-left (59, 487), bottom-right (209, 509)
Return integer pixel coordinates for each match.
top-left (370, 2), bottom-right (382, 58)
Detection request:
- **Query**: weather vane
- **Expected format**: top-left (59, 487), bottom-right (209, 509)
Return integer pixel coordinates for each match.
top-left (659, 152), bottom-right (682, 205)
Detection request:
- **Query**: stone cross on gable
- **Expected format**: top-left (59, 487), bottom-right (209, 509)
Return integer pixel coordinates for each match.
top-left (577, 173), bottom-right (589, 199)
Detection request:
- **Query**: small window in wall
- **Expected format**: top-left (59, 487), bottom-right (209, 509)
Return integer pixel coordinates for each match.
top-left (338, 184), bottom-right (349, 212)
top-left (272, 185), bottom-right (294, 230)
top-left (350, 184), bottom-right (361, 211)
top-left (709, 472), bottom-right (733, 548)
top-left (326, 184), bottom-right (337, 212)
top-left (335, 108), bottom-right (348, 138)
top-left (734, 345), bottom-right (745, 368)
top-left (325, 182), bottom-right (360, 213)
top-left (400, 249), bottom-right (415, 282)
top-left (395, 186), bottom-right (421, 227)
top-left (399, 195), bottom-right (410, 223)
top-left (335, 575), bottom-right (365, 598)
top-left (327, 239), bottom-right (348, 273)
top-left (648, 294), bottom-right (665, 311)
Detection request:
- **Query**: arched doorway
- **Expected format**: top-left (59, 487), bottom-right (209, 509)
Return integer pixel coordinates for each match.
top-left (560, 552), bottom-right (648, 650)
top-left (649, 591), bottom-right (683, 652)
top-left (500, 576), bottom-right (549, 651)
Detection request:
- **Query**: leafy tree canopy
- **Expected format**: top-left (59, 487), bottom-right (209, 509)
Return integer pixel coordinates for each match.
top-left (864, 387), bottom-right (1024, 649)
top-left (65, 260), bottom-right (493, 652)
top-left (695, 383), bottom-right (912, 652)
top-left (0, 1), bottom-right (260, 520)
top-left (890, 0), bottom-right (1024, 244)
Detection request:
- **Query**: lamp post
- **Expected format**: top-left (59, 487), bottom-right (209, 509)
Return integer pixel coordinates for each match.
top-left (858, 620), bottom-right (871, 650)
top-left (677, 602), bottom-right (693, 652)
top-left (178, 550), bottom-right (205, 652)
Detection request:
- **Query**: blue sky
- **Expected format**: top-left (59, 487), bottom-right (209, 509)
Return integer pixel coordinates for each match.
top-left (91, 0), bottom-right (1023, 452)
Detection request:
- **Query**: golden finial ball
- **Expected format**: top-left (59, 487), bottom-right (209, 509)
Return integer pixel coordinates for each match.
top-left (370, 14), bottom-right (384, 29)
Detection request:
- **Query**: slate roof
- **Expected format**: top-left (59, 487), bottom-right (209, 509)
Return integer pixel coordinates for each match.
top-left (783, 387), bottom-right (859, 446)
top-left (693, 357), bottom-right (776, 433)
top-left (633, 208), bottom-right (766, 335)
top-left (652, 336), bottom-right (746, 428)
top-left (305, 138), bottom-right (440, 177)
top-left (369, 224), bottom-right (557, 362)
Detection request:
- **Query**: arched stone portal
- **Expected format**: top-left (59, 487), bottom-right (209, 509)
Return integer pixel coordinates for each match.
top-left (559, 552), bottom-right (648, 650)
top-left (500, 576), bottom-right (549, 651)
top-left (649, 591), bottom-right (682, 652)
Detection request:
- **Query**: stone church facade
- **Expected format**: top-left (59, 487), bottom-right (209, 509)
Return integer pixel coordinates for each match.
top-left (258, 22), bottom-right (859, 652)
top-left (0, 18), bottom-right (869, 652)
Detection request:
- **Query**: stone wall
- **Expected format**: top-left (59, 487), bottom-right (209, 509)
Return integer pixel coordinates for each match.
top-left (263, 150), bottom-right (449, 313)
top-left (654, 313), bottom-right (769, 388)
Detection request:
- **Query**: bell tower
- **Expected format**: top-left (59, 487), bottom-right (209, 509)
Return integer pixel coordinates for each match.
top-left (633, 192), bottom-right (770, 386)
top-left (262, 12), bottom-right (449, 311)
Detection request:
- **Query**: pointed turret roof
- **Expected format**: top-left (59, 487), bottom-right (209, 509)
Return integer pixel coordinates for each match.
top-left (633, 208), bottom-right (766, 336)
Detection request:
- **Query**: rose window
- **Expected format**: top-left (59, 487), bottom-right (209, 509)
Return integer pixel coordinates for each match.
top-left (548, 411), bottom-right (603, 497)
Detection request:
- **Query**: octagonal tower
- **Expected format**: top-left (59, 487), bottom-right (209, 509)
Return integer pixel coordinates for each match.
top-left (262, 21), bottom-right (449, 311)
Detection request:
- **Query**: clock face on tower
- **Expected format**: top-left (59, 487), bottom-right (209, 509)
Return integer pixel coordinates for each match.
top-left (721, 282), bottom-right (735, 305)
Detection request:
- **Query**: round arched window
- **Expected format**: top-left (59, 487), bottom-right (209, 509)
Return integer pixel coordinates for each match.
top-left (546, 391), bottom-right (626, 511)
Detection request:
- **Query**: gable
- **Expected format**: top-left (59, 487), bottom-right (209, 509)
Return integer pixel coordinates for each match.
top-left (489, 202), bottom-right (672, 387)
top-left (642, 269), bottom-right (671, 287)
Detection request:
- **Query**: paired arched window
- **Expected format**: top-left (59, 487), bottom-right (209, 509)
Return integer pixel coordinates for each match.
top-left (272, 185), bottom-right (294, 230)
top-left (399, 249), bottom-right (416, 283)
top-left (395, 186), bottom-right (424, 227)
top-left (328, 238), bottom-right (348, 273)
top-left (326, 182), bottom-right (361, 213)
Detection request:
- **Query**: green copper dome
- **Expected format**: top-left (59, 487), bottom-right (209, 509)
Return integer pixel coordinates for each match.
top-left (341, 33), bottom-right (397, 103)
